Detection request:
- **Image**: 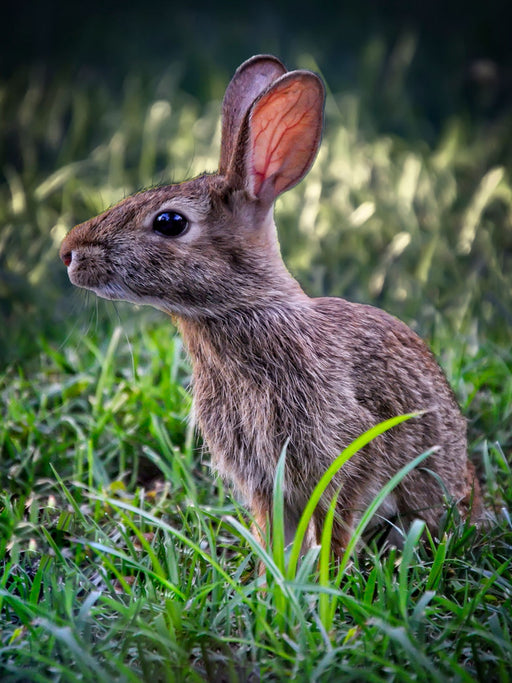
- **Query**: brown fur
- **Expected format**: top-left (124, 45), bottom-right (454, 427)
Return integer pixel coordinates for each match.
top-left (60, 55), bottom-right (481, 555)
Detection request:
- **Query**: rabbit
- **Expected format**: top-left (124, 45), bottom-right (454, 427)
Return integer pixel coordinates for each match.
top-left (60, 54), bottom-right (482, 555)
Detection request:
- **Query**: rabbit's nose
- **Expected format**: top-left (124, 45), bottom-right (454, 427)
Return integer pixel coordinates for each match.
top-left (60, 250), bottom-right (72, 267)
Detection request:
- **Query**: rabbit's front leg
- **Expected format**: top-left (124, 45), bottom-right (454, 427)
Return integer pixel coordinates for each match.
top-left (250, 493), bottom-right (271, 549)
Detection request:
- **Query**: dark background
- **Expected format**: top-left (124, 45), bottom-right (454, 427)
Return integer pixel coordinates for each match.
top-left (3, 0), bottom-right (511, 128)
top-left (1, 0), bottom-right (511, 366)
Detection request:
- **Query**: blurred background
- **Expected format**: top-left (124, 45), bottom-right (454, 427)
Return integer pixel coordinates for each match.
top-left (1, 0), bottom-right (511, 367)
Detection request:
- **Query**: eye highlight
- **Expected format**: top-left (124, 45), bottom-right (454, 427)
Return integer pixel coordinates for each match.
top-left (152, 211), bottom-right (189, 237)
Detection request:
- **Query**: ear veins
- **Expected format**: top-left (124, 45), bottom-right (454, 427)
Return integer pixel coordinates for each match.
top-left (256, 114), bottom-right (313, 196)
top-left (251, 91), bottom-right (304, 195)
top-left (249, 81), bottom-right (323, 198)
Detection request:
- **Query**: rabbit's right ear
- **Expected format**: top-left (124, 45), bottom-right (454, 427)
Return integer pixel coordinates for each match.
top-left (219, 55), bottom-right (287, 174)
top-left (228, 70), bottom-right (325, 205)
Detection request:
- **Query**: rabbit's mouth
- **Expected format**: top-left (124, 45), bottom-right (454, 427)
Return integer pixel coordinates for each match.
top-left (64, 248), bottom-right (122, 299)
top-left (69, 266), bottom-right (131, 303)
top-left (90, 282), bottom-right (130, 302)
top-left (73, 272), bottom-right (141, 307)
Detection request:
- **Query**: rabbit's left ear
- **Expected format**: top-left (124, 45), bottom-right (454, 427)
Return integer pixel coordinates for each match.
top-left (237, 71), bottom-right (325, 204)
top-left (219, 55), bottom-right (287, 174)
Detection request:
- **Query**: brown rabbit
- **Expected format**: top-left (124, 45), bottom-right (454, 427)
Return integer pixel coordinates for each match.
top-left (60, 55), bottom-right (481, 554)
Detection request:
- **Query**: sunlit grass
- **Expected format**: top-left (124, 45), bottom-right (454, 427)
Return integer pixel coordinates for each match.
top-left (1, 59), bottom-right (511, 366)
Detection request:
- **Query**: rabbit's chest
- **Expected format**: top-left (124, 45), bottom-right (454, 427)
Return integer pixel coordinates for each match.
top-left (179, 313), bottom-right (365, 497)
top-left (190, 358), bottom-right (351, 501)
top-left (192, 368), bottom-right (282, 490)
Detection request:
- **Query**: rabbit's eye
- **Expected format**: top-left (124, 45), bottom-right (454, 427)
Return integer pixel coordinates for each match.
top-left (153, 211), bottom-right (189, 237)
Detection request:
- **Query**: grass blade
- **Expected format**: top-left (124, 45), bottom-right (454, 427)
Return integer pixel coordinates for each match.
top-left (287, 413), bottom-right (420, 579)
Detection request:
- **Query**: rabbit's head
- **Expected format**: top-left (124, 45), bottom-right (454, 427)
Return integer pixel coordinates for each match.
top-left (60, 56), bottom-right (325, 319)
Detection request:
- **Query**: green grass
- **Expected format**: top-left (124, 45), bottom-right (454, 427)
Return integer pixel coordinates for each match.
top-left (1, 50), bottom-right (512, 680)
top-left (1, 327), bottom-right (511, 681)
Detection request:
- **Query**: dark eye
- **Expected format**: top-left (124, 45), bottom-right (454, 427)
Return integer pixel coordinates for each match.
top-left (152, 211), bottom-right (189, 237)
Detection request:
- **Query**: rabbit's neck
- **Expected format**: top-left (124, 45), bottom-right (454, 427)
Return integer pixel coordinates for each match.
top-left (178, 296), bottom-right (313, 372)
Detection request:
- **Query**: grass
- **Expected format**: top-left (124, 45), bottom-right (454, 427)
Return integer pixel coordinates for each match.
top-left (1, 325), bottom-right (511, 681)
top-left (1, 47), bottom-right (512, 680)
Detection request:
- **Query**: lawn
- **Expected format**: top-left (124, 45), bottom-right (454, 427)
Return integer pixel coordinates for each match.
top-left (1, 41), bottom-right (511, 681)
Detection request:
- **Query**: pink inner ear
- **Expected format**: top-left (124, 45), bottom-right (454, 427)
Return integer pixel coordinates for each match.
top-left (250, 80), bottom-right (322, 199)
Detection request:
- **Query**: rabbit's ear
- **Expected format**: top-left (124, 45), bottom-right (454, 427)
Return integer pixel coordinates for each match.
top-left (241, 71), bottom-right (325, 203)
top-left (219, 55), bottom-right (287, 174)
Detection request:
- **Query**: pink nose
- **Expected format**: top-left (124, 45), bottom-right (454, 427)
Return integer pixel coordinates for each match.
top-left (61, 250), bottom-right (72, 267)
